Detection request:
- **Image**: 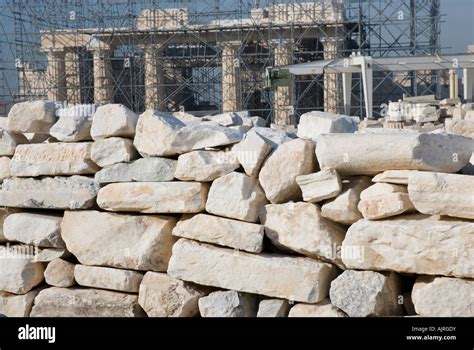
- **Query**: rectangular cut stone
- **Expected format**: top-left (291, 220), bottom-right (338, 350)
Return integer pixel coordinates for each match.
top-left (172, 213), bottom-right (264, 253)
top-left (49, 104), bottom-right (95, 142)
top-left (30, 287), bottom-right (144, 317)
top-left (445, 119), bottom-right (474, 139)
top-left (342, 215), bottom-right (474, 279)
top-left (316, 133), bottom-right (473, 175)
top-left (408, 171), bottom-right (474, 220)
top-left (296, 168), bottom-right (342, 203)
top-left (259, 139), bottom-right (316, 204)
top-left (74, 265), bottom-right (143, 293)
top-left (97, 182), bottom-right (209, 214)
top-left (133, 111), bottom-right (186, 157)
top-left (260, 202), bottom-right (346, 267)
top-left (0, 176), bottom-right (98, 210)
top-left (168, 239), bottom-right (338, 303)
top-left (7, 100), bottom-right (57, 134)
top-left (173, 121), bottom-right (243, 151)
top-left (91, 137), bottom-right (138, 167)
top-left (205, 172), bottom-right (268, 223)
top-left (174, 150), bottom-right (240, 182)
top-left (95, 157), bottom-right (176, 184)
top-left (61, 210), bottom-right (177, 272)
top-left (358, 183), bottom-right (415, 220)
top-left (297, 111), bottom-right (358, 140)
top-left (4, 213), bottom-right (65, 248)
top-left (411, 276), bottom-right (474, 317)
top-left (10, 143), bottom-right (99, 177)
top-left (91, 104), bottom-right (138, 140)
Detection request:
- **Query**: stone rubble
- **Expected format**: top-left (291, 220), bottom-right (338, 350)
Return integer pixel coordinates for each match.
top-left (0, 101), bottom-right (472, 318)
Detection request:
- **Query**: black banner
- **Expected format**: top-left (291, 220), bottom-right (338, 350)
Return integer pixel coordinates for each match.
top-left (0, 317), bottom-right (472, 348)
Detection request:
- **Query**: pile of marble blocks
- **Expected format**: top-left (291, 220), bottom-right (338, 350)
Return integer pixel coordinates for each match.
top-left (0, 102), bottom-right (472, 318)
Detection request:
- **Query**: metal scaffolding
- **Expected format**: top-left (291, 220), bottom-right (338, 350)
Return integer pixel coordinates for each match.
top-left (0, 0), bottom-right (442, 122)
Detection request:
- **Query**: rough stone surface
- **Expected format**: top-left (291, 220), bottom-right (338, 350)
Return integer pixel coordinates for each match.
top-left (198, 290), bottom-right (257, 317)
top-left (408, 171), bottom-right (474, 220)
top-left (75, 265), bottom-right (143, 293)
top-left (91, 104), bottom-right (138, 140)
top-left (260, 202), bottom-right (346, 267)
top-left (91, 137), bottom-right (138, 167)
top-left (174, 150), bottom-right (239, 182)
top-left (168, 239), bottom-right (337, 303)
top-left (4, 212), bottom-right (64, 248)
top-left (316, 133), bottom-right (473, 175)
top-left (205, 172), bottom-right (268, 223)
top-left (342, 215), bottom-right (474, 278)
top-left (95, 157), bottom-right (176, 184)
top-left (296, 168), bottom-right (342, 203)
top-left (7, 100), bottom-right (57, 134)
top-left (174, 121), bottom-right (243, 151)
top-left (288, 299), bottom-right (347, 317)
top-left (372, 170), bottom-right (419, 185)
top-left (32, 248), bottom-right (70, 263)
top-left (0, 246), bottom-right (44, 294)
top-left (411, 276), bottom-right (474, 317)
top-left (0, 289), bottom-right (39, 317)
top-left (445, 119), bottom-right (474, 139)
top-left (30, 287), bottom-right (145, 317)
top-left (321, 176), bottom-right (372, 225)
top-left (61, 210), bottom-right (177, 272)
top-left (172, 111), bottom-right (202, 124)
top-left (233, 131), bottom-right (273, 177)
top-left (257, 299), bottom-right (289, 317)
top-left (250, 127), bottom-right (294, 148)
top-left (259, 139), bottom-right (316, 203)
top-left (330, 270), bottom-right (403, 317)
top-left (133, 111), bottom-right (185, 157)
top-left (358, 183), bottom-right (415, 220)
top-left (97, 182), bottom-right (209, 214)
top-left (297, 111), bottom-right (358, 140)
top-left (138, 272), bottom-right (206, 317)
top-left (0, 129), bottom-right (28, 156)
top-left (44, 258), bottom-right (75, 287)
top-left (10, 142), bottom-right (99, 177)
top-left (50, 110), bottom-right (93, 142)
top-left (172, 213), bottom-right (264, 253)
top-left (0, 176), bottom-right (99, 210)
top-left (0, 156), bottom-right (10, 180)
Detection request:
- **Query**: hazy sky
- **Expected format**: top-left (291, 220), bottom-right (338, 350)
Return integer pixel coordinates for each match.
top-left (441, 0), bottom-right (474, 52)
